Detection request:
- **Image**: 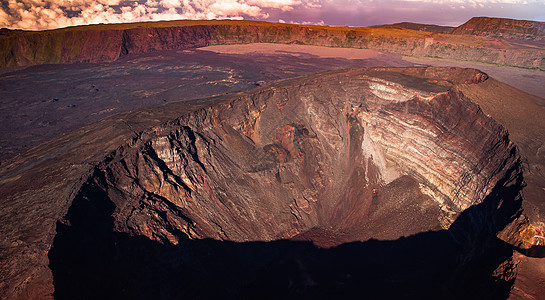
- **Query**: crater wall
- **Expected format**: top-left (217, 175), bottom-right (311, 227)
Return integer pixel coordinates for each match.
top-left (0, 67), bottom-right (525, 299)
top-left (80, 67), bottom-right (521, 244)
top-left (2, 20), bottom-right (544, 70)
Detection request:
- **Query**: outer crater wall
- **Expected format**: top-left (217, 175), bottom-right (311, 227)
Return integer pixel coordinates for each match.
top-left (1, 21), bottom-right (544, 70)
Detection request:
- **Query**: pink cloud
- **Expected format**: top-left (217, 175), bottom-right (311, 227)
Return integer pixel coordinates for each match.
top-left (247, 0), bottom-right (302, 11)
top-left (0, 0), bottom-right (543, 30)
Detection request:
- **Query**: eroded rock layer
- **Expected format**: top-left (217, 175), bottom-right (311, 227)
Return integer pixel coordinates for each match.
top-left (0, 67), bottom-right (525, 299)
top-left (453, 17), bottom-right (545, 41)
top-left (2, 19), bottom-right (544, 70)
top-left (83, 67), bottom-right (520, 245)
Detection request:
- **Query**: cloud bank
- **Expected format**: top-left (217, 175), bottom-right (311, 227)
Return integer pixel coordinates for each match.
top-left (0, 0), bottom-right (298, 30)
top-left (1, 0), bottom-right (544, 30)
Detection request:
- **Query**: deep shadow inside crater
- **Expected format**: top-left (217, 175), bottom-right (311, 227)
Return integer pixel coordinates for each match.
top-left (46, 67), bottom-right (526, 299)
top-left (49, 166), bottom-right (522, 300)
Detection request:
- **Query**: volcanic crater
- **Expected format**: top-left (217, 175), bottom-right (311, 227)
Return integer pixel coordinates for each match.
top-left (13, 67), bottom-right (523, 299)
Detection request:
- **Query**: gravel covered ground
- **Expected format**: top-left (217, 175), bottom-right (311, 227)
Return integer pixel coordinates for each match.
top-left (0, 46), bottom-right (411, 162)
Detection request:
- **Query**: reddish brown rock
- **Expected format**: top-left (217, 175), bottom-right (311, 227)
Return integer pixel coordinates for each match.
top-left (1, 19), bottom-right (544, 71)
top-left (0, 67), bottom-right (527, 299)
top-left (453, 17), bottom-right (545, 41)
top-left (372, 22), bottom-right (456, 34)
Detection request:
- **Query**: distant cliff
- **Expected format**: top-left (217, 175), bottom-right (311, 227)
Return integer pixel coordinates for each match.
top-left (1, 19), bottom-right (544, 70)
top-left (453, 17), bottom-right (545, 41)
top-left (371, 22), bottom-right (455, 34)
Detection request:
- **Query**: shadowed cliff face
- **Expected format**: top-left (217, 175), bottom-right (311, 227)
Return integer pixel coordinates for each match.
top-left (46, 68), bottom-right (524, 298)
top-left (0, 67), bottom-right (525, 299)
top-left (74, 67), bottom-right (519, 244)
top-left (49, 174), bottom-right (520, 299)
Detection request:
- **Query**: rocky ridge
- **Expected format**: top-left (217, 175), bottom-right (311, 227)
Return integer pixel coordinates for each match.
top-left (453, 17), bottom-right (545, 41)
top-left (0, 67), bottom-right (527, 298)
top-left (371, 22), bottom-right (455, 34)
top-left (1, 19), bottom-right (544, 71)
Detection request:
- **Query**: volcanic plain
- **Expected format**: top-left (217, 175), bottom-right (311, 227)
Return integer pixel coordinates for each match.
top-left (1, 18), bottom-right (545, 300)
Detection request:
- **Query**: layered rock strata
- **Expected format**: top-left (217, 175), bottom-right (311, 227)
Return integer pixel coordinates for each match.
top-left (1, 19), bottom-right (544, 70)
top-left (453, 17), bottom-right (545, 41)
top-left (0, 67), bottom-right (524, 298)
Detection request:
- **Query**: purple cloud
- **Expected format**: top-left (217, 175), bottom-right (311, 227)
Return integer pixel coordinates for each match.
top-left (0, 0), bottom-right (543, 30)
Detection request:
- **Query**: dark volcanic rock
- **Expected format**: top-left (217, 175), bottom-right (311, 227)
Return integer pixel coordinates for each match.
top-left (453, 17), bottom-right (545, 41)
top-left (0, 67), bottom-right (525, 299)
top-left (0, 47), bottom-right (412, 162)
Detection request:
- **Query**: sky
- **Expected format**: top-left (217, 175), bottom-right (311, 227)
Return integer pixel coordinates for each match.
top-left (1, 0), bottom-right (544, 31)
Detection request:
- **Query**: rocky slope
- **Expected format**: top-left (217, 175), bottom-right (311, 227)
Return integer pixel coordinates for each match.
top-left (453, 17), bottom-right (545, 41)
top-left (0, 45), bottom-right (414, 163)
top-left (1, 19), bottom-right (544, 71)
top-left (0, 67), bottom-right (527, 299)
top-left (372, 22), bottom-right (455, 34)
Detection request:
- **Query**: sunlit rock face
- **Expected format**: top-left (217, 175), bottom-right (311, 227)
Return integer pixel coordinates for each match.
top-left (2, 20), bottom-right (544, 70)
top-left (452, 17), bottom-right (545, 41)
top-left (0, 67), bottom-right (525, 299)
top-left (78, 67), bottom-right (520, 245)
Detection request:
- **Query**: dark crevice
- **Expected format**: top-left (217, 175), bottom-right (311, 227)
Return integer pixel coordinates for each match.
top-left (519, 245), bottom-right (545, 258)
top-left (143, 190), bottom-right (194, 227)
top-left (143, 142), bottom-right (193, 193)
top-left (120, 30), bottom-right (130, 56)
top-left (181, 126), bottom-right (207, 172)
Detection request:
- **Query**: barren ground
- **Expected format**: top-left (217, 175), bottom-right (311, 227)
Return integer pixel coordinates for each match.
top-left (0, 45), bottom-right (411, 162)
top-left (405, 56), bottom-right (545, 102)
top-left (203, 43), bottom-right (545, 100)
top-left (3, 43), bottom-right (544, 163)
top-left (1, 43), bottom-right (544, 299)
